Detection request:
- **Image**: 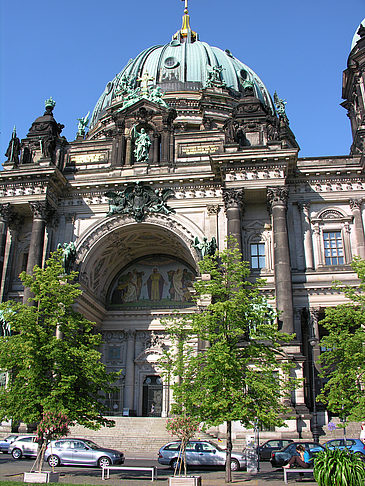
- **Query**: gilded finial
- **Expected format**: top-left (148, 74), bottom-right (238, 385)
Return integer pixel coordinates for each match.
top-left (174, 0), bottom-right (198, 43)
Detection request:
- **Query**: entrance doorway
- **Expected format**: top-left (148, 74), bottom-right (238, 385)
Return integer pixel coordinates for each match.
top-left (142, 376), bottom-right (163, 417)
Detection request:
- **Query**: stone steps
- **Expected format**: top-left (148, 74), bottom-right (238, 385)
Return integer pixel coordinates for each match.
top-left (69, 417), bottom-right (214, 455)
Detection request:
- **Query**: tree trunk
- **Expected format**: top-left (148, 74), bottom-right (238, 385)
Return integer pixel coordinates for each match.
top-left (225, 420), bottom-right (232, 483)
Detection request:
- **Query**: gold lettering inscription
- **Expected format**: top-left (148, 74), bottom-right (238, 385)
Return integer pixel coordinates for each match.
top-left (180, 144), bottom-right (220, 156)
top-left (70, 153), bottom-right (107, 163)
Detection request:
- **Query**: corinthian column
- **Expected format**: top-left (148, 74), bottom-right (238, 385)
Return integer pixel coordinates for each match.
top-left (0, 204), bottom-right (12, 284)
top-left (23, 201), bottom-right (52, 303)
top-left (349, 199), bottom-right (365, 259)
top-left (223, 189), bottom-right (244, 252)
top-left (267, 187), bottom-right (294, 334)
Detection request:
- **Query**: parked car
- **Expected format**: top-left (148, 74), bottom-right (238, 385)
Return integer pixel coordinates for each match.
top-left (8, 435), bottom-right (38, 459)
top-left (0, 434), bottom-right (20, 453)
top-left (44, 438), bottom-right (124, 468)
top-left (270, 441), bottom-right (324, 467)
top-left (158, 440), bottom-right (246, 471)
top-left (324, 438), bottom-right (365, 456)
top-left (258, 439), bottom-right (294, 461)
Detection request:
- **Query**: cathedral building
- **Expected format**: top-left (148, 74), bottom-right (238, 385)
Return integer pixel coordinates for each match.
top-left (0, 6), bottom-right (364, 439)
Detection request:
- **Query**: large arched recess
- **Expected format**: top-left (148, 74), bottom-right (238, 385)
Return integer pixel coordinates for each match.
top-left (73, 213), bottom-right (202, 323)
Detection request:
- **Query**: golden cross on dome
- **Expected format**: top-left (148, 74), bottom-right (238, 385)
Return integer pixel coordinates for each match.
top-left (181, 0), bottom-right (188, 14)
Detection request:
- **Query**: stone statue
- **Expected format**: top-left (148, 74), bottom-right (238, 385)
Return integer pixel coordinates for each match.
top-left (0, 310), bottom-right (12, 337)
top-left (106, 182), bottom-right (175, 222)
top-left (5, 127), bottom-right (21, 165)
top-left (205, 65), bottom-right (225, 88)
top-left (193, 236), bottom-right (217, 258)
top-left (132, 126), bottom-right (151, 162)
top-left (77, 112), bottom-right (90, 137)
top-left (274, 91), bottom-right (288, 123)
top-left (57, 241), bottom-right (77, 274)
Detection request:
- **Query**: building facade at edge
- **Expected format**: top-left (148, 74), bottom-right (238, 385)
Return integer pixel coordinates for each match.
top-left (0, 12), bottom-right (364, 438)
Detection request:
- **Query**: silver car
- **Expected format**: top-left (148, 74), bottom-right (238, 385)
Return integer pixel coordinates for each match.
top-left (158, 440), bottom-right (246, 471)
top-left (44, 438), bottom-right (124, 468)
top-left (0, 434), bottom-right (20, 453)
top-left (8, 435), bottom-right (38, 459)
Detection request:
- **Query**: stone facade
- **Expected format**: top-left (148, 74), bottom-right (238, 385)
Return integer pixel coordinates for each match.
top-left (0, 14), bottom-right (364, 438)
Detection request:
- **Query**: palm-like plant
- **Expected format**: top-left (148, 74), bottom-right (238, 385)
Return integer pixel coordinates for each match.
top-left (313, 448), bottom-right (365, 486)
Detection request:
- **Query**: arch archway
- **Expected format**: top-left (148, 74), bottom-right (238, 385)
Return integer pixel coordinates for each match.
top-left (74, 215), bottom-right (201, 416)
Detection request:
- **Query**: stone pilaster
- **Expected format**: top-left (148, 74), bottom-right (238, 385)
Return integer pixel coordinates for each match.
top-left (207, 204), bottom-right (220, 245)
top-left (349, 199), bottom-right (365, 259)
top-left (222, 189), bottom-right (244, 251)
top-left (153, 134), bottom-right (159, 164)
top-left (298, 202), bottom-right (314, 270)
top-left (125, 136), bottom-right (132, 166)
top-left (0, 213), bottom-right (22, 301)
top-left (123, 330), bottom-right (136, 411)
top-left (267, 186), bottom-right (294, 333)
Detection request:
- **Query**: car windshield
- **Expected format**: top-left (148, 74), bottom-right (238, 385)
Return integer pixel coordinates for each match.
top-left (209, 442), bottom-right (223, 452)
top-left (83, 440), bottom-right (101, 450)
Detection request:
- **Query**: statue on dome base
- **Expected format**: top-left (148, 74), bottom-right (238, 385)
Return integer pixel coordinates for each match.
top-left (5, 127), bottom-right (21, 165)
top-left (132, 126), bottom-right (151, 162)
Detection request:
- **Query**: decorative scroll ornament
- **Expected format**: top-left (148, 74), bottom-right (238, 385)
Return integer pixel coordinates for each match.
top-left (105, 181), bottom-right (175, 223)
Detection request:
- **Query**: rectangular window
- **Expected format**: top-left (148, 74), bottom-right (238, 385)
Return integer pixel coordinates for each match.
top-left (323, 231), bottom-right (344, 265)
top-left (250, 243), bottom-right (265, 270)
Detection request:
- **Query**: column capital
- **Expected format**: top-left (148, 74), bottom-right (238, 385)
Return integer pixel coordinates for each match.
top-left (0, 203), bottom-right (13, 223)
top-left (29, 201), bottom-right (54, 222)
top-left (266, 186), bottom-right (289, 214)
top-left (349, 198), bottom-right (363, 210)
top-left (207, 204), bottom-right (220, 216)
top-left (222, 188), bottom-right (245, 213)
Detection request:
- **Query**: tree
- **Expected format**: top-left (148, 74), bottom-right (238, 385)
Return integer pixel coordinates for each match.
top-left (161, 238), bottom-right (298, 483)
top-left (317, 257), bottom-right (365, 421)
top-left (0, 251), bottom-right (118, 470)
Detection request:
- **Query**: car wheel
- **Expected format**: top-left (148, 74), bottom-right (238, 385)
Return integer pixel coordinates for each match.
top-left (171, 458), bottom-right (184, 470)
top-left (48, 455), bottom-right (60, 467)
top-left (230, 459), bottom-right (240, 471)
top-left (12, 448), bottom-right (22, 460)
top-left (98, 456), bottom-right (112, 468)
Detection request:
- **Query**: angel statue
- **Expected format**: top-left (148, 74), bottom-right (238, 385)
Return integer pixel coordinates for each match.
top-left (0, 310), bottom-right (11, 337)
top-left (132, 126), bottom-right (151, 163)
top-left (77, 111), bottom-right (90, 137)
top-left (57, 241), bottom-right (77, 274)
top-left (193, 236), bottom-right (217, 258)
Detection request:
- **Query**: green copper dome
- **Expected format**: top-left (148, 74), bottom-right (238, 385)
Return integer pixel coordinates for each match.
top-left (90, 12), bottom-right (275, 128)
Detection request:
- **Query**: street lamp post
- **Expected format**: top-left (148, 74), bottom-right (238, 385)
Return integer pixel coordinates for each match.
top-left (309, 337), bottom-right (319, 442)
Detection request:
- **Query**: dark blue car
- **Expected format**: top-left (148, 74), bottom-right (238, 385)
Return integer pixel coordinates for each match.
top-left (270, 441), bottom-right (324, 467)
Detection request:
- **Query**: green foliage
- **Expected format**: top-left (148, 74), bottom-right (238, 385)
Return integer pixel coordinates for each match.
top-left (166, 416), bottom-right (200, 476)
top-left (313, 448), bottom-right (365, 486)
top-left (160, 237), bottom-right (298, 430)
top-left (0, 250), bottom-right (118, 431)
top-left (318, 257), bottom-right (365, 420)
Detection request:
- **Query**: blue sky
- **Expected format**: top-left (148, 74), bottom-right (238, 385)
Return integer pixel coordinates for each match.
top-left (1, 0), bottom-right (364, 159)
